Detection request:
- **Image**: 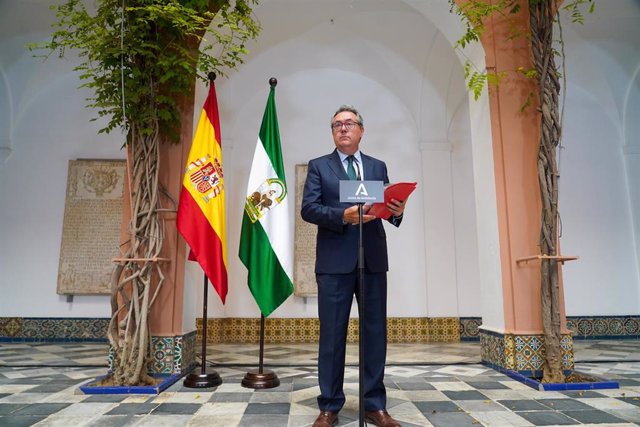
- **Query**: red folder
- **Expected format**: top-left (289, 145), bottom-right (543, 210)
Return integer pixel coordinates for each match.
top-left (368, 182), bottom-right (417, 220)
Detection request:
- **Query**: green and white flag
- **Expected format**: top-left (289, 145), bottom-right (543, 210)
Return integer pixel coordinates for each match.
top-left (239, 83), bottom-right (294, 317)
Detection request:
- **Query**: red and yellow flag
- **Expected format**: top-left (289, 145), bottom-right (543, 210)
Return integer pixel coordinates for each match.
top-left (177, 82), bottom-right (227, 302)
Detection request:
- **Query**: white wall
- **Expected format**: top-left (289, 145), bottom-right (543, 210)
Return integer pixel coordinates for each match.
top-left (2, 0), bottom-right (639, 323)
top-left (558, 3), bottom-right (640, 315)
top-left (0, 1), bottom-right (124, 318)
top-left (188, 0), bottom-right (484, 319)
top-left (560, 84), bottom-right (638, 314)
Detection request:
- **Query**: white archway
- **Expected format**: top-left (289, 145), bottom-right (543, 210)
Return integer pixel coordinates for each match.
top-left (189, 0), bottom-right (501, 324)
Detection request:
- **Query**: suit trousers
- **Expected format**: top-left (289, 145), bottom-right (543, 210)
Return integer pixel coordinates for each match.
top-left (316, 269), bottom-right (388, 412)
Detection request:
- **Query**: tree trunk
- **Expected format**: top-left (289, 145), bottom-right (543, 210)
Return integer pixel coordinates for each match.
top-left (106, 8), bottom-right (216, 386)
top-left (529, 0), bottom-right (564, 383)
top-left (108, 125), bottom-right (164, 386)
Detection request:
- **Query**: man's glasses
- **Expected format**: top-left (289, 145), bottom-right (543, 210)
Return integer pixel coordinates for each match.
top-left (331, 121), bottom-right (360, 131)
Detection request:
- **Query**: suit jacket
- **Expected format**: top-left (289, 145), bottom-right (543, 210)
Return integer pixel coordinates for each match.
top-left (301, 149), bottom-right (402, 274)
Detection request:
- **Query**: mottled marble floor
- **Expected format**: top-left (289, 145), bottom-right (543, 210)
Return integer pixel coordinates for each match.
top-left (1, 340), bottom-right (640, 426)
top-left (3, 340), bottom-right (638, 368)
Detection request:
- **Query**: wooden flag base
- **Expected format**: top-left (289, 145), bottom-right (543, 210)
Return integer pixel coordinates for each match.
top-left (241, 368), bottom-right (280, 389)
top-left (183, 369), bottom-right (222, 388)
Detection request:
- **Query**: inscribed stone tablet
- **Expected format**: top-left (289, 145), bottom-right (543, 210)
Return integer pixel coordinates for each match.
top-left (57, 159), bottom-right (125, 294)
top-left (294, 164), bottom-right (317, 297)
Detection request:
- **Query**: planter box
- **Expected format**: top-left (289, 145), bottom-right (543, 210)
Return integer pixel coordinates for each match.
top-left (79, 373), bottom-right (183, 394)
top-left (488, 365), bottom-right (620, 391)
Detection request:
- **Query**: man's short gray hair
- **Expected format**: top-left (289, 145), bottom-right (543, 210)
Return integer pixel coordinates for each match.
top-left (331, 105), bottom-right (364, 127)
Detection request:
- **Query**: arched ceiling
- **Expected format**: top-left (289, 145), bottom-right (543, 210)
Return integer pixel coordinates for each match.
top-left (215, 0), bottom-right (471, 143)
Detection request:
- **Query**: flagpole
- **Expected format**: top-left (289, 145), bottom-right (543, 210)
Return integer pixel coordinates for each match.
top-left (183, 72), bottom-right (223, 389)
top-left (241, 313), bottom-right (280, 389)
top-left (259, 314), bottom-right (265, 373)
top-left (183, 273), bottom-right (222, 388)
top-left (241, 77), bottom-right (283, 390)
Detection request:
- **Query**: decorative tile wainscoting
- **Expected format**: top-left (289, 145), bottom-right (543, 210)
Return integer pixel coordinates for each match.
top-left (0, 316), bottom-right (498, 345)
top-left (0, 317), bottom-right (109, 342)
top-left (149, 331), bottom-right (197, 374)
top-left (567, 315), bottom-right (640, 339)
top-left (197, 317), bottom-right (463, 344)
top-left (107, 332), bottom-right (197, 375)
top-left (0, 316), bottom-right (467, 344)
top-left (8, 316), bottom-right (638, 344)
top-left (459, 317), bottom-right (482, 341)
top-left (480, 329), bottom-right (574, 376)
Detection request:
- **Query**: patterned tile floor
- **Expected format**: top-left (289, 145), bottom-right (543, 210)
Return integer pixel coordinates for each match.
top-left (1, 341), bottom-right (640, 426)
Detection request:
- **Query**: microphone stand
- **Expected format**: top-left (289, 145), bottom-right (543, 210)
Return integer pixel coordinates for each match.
top-left (357, 202), bottom-right (365, 427)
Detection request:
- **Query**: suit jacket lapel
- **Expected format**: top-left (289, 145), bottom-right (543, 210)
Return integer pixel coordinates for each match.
top-left (328, 149), bottom-right (348, 180)
top-left (361, 152), bottom-right (375, 180)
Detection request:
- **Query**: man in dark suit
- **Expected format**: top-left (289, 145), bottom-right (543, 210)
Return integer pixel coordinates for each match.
top-left (301, 105), bottom-right (405, 427)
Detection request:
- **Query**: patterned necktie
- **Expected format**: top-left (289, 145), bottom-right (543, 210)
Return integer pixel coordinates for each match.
top-left (347, 155), bottom-right (357, 180)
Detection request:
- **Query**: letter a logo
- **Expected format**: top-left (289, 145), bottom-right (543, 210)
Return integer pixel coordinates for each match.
top-left (355, 183), bottom-right (368, 196)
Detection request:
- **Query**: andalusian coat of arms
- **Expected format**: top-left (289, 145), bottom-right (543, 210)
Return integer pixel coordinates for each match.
top-left (244, 178), bottom-right (286, 223)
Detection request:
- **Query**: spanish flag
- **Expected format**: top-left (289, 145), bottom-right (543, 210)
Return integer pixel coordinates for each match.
top-left (177, 82), bottom-right (227, 303)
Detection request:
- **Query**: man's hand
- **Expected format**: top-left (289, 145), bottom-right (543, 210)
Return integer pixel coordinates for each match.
top-left (387, 198), bottom-right (406, 217)
top-left (343, 205), bottom-right (376, 224)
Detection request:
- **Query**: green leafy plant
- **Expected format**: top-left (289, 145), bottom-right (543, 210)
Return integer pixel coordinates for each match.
top-left (31, 0), bottom-right (260, 386)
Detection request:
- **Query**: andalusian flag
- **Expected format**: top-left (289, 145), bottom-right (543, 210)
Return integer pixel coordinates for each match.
top-left (177, 82), bottom-right (227, 303)
top-left (239, 81), bottom-right (294, 317)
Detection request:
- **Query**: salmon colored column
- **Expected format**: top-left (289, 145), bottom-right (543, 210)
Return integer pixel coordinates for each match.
top-left (480, 2), bottom-right (568, 336)
top-left (116, 86), bottom-right (196, 373)
top-left (148, 87), bottom-right (195, 338)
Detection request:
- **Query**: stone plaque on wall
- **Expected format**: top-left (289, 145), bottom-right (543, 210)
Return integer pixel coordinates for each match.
top-left (294, 164), bottom-right (317, 297)
top-left (57, 159), bottom-right (126, 295)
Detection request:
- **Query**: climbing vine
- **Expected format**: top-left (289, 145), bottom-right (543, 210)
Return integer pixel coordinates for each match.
top-left (449, 0), bottom-right (595, 382)
top-left (32, 0), bottom-right (260, 385)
